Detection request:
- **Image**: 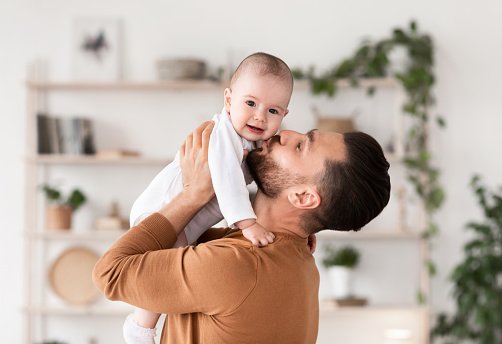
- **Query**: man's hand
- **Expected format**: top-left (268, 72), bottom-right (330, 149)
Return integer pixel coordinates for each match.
top-left (179, 121), bottom-right (215, 205)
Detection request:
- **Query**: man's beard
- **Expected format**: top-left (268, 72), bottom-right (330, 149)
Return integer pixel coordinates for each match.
top-left (246, 148), bottom-right (306, 198)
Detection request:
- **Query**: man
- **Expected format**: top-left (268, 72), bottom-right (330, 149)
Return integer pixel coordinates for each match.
top-left (93, 121), bottom-right (390, 344)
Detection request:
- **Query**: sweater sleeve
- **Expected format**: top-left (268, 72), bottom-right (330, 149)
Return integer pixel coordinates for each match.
top-left (92, 213), bottom-right (257, 316)
top-left (208, 112), bottom-right (256, 226)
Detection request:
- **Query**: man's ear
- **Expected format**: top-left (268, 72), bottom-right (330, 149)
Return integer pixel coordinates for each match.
top-left (224, 88), bottom-right (232, 113)
top-left (287, 186), bottom-right (320, 210)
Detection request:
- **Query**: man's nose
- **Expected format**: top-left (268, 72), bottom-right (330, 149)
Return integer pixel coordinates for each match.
top-left (277, 130), bottom-right (296, 145)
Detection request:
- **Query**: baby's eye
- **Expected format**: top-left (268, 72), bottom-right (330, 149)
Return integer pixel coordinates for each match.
top-left (269, 108), bottom-right (279, 115)
top-left (296, 142), bottom-right (302, 151)
top-left (245, 100), bottom-right (256, 107)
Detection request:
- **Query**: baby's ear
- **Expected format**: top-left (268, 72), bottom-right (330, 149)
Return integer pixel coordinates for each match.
top-left (283, 109), bottom-right (289, 117)
top-left (224, 88), bottom-right (232, 112)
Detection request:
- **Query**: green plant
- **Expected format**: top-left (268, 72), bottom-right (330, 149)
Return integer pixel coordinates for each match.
top-left (322, 245), bottom-right (360, 269)
top-left (431, 176), bottom-right (502, 344)
top-left (294, 20), bottom-right (445, 303)
top-left (41, 184), bottom-right (87, 211)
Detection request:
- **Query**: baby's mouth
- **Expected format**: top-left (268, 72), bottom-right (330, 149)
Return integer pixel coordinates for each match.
top-left (246, 124), bottom-right (264, 134)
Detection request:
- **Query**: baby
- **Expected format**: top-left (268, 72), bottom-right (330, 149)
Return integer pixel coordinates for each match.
top-left (123, 52), bottom-right (294, 343)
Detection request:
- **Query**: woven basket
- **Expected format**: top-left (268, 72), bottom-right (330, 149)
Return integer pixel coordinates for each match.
top-left (156, 58), bottom-right (206, 80)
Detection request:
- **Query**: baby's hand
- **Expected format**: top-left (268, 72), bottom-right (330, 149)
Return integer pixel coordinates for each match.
top-left (242, 222), bottom-right (275, 247)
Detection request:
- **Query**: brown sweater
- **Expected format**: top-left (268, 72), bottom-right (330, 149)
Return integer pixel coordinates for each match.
top-left (93, 213), bottom-right (320, 344)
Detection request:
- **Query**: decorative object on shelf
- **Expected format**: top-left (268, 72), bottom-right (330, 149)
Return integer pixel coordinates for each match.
top-left (431, 176), bottom-right (502, 343)
top-left (335, 297), bottom-right (368, 307)
top-left (156, 58), bottom-right (207, 81)
top-left (72, 17), bottom-right (122, 82)
top-left (312, 106), bottom-right (356, 133)
top-left (95, 149), bottom-right (140, 159)
top-left (95, 201), bottom-right (129, 230)
top-left (36, 114), bottom-right (96, 155)
top-left (294, 21), bottom-right (445, 304)
top-left (48, 247), bottom-right (100, 305)
top-left (41, 184), bottom-right (86, 230)
top-left (322, 245), bottom-right (360, 300)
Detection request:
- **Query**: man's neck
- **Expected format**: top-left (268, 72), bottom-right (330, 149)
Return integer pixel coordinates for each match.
top-left (252, 191), bottom-right (309, 238)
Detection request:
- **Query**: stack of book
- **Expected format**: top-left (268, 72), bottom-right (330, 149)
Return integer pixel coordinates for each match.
top-left (37, 113), bottom-right (96, 155)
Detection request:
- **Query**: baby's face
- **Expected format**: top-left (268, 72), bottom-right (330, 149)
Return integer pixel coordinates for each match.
top-left (224, 71), bottom-right (291, 142)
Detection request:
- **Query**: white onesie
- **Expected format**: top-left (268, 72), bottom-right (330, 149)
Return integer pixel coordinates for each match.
top-left (129, 108), bottom-right (257, 245)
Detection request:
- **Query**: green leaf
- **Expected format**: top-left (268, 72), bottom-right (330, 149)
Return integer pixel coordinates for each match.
top-left (417, 290), bottom-right (427, 304)
top-left (426, 260), bottom-right (437, 276)
top-left (436, 115), bottom-right (446, 128)
top-left (67, 189), bottom-right (86, 211)
top-left (41, 184), bottom-right (62, 203)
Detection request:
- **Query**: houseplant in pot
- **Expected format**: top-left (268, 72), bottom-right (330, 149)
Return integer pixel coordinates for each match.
top-left (431, 176), bottom-right (502, 343)
top-left (322, 245), bottom-right (360, 299)
top-left (41, 184), bottom-right (86, 230)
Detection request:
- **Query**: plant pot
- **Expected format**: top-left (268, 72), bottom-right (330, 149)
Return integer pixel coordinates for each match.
top-left (46, 205), bottom-right (72, 230)
top-left (327, 266), bottom-right (353, 299)
top-left (316, 117), bottom-right (355, 134)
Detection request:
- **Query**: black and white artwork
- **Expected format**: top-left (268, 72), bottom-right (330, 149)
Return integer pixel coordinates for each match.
top-left (72, 18), bottom-right (122, 81)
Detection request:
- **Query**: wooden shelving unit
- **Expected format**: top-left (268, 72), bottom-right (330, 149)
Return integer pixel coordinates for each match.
top-left (26, 80), bottom-right (224, 91)
top-left (23, 76), bottom-right (428, 343)
top-left (31, 154), bottom-right (170, 166)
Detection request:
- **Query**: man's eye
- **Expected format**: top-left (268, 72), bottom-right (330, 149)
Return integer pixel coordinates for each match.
top-left (296, 143), bottom-right (302, 151)
top-left (245, 100), bottom-right (256, 107)
top-left (269, 108), bottom-right (279, 115)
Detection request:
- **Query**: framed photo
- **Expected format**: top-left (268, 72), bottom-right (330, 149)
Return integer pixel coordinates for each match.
top-left (72, 18), bottom-right (122, 82)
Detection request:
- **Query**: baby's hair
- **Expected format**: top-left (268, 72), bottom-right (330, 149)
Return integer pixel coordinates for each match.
top-left (230, 52), bottom-right (293, 90)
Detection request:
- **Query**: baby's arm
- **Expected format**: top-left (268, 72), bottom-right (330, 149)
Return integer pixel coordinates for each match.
top-left (208, 114), bottom-right (275, 246)
top-left (236, 218), bottom-right (275, 247)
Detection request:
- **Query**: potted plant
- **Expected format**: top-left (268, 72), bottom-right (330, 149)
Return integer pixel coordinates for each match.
top-left (322, 245), bottom-right (360, 299)
top-left (41, 184), bottom-right (86, 230)
top-left (294, 21), bottom-right (446, 303)
top-left (431, 176), bottom-right (502, 343)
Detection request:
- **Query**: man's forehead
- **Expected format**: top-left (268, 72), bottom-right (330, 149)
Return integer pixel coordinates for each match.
top-left (314, 130), bottom-right (347, 162)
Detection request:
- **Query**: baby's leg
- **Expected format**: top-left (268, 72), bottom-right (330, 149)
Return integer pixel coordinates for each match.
top-left (123, 312), bottom-right (157, 344)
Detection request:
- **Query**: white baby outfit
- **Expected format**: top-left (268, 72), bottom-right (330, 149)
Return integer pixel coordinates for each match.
top-left (129, 108), bottom-right (257, 245)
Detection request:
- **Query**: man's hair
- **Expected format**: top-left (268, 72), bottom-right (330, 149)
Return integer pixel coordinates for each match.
top-left (230, 52), bottom-right (293, 90)
top-left (304, 132), bottom-right (391, 234)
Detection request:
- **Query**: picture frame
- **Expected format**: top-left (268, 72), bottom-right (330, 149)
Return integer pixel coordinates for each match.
top-left (72, 18), bottom-right (122, 82)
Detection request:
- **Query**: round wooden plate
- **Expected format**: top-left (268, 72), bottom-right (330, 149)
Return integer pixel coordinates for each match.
top-left (48, 246), bottom-right (100, 305)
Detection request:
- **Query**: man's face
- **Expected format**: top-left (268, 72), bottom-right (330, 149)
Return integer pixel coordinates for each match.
top-left (247, 129), bottom-right (347, 197)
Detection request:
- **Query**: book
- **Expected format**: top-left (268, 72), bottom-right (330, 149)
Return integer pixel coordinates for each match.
top-left (36, 113), bottom-right (51, 154)
top-left (38, 115), bottom-right (96, 155)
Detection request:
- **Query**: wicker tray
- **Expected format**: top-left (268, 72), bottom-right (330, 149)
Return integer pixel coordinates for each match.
top-left (48, 246), bottom-right (101, 305)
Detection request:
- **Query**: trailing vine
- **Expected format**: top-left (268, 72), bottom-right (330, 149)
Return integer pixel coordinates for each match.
top-left (293, 21), bottom-right (446, 303)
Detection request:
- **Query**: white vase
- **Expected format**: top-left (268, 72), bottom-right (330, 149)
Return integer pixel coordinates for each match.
top-left (327, 266), bottom-right (353, 299)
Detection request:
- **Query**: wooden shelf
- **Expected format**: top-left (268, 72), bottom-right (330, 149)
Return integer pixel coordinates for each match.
top-left (31, 229), bottom-right (126, 241)
top-left (294, 77), bottom-right (400, 91)
top-left (320, 302), bottom-right (427, 315)
top-left (30, 154), bottom-right (170, 166)
top-left (25, 306), bottom-right (131, 316)
top-left (26, 77), bottom-right (399, 92)
top-left (316, 230), bottom-right (421, 240)
top-left (26, 80), bottom-right (224, 91)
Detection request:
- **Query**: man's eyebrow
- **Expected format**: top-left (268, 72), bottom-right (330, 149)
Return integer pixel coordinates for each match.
top-left (305, 129), bottom-right (317, 152)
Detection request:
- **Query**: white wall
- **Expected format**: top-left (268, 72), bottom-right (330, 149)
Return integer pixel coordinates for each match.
top-left (1, 0), bottom-right (502, 342)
